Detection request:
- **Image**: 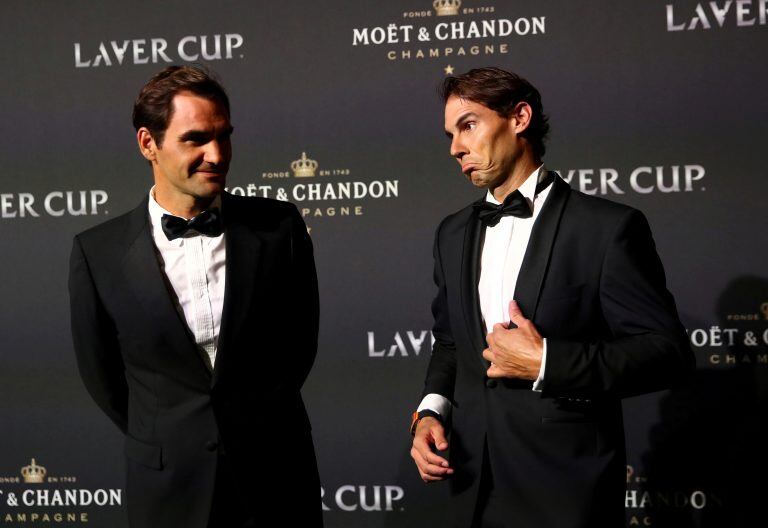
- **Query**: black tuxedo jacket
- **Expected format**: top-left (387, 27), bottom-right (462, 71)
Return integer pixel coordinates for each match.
top-left (69, 193), bottom-right (322, 528)
top-left (422, 175), bottom-right (693, 528)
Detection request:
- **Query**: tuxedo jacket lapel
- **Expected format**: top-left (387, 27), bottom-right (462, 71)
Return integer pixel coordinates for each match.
top-left (119, 199), bottom-right (209, 375)
top-left (211, 196), bottom-right (262, 387)
top-left (513, 175), bottom-right (570, 321)
top-left (460, 202), bottom-right (489, 371)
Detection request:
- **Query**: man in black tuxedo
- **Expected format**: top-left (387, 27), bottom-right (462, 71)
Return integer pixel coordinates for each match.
top-left (69, 66), bottom-right (322, 528)
top-left (409, 68), bottom-right (693, 527)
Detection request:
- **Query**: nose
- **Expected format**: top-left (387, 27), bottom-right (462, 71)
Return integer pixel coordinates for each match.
top-left (204, 140), bottom-right (226, 165)
top-left (450, 136), bottom-right (466, 160)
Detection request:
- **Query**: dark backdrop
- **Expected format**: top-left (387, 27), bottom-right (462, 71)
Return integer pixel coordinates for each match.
top-left (1, 1), bottom-right (766, 526)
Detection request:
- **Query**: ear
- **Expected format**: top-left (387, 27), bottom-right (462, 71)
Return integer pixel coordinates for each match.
top-left (137, 127), bottom-right (158, 162)
top-left (509, 102), bottom-right (533, 134)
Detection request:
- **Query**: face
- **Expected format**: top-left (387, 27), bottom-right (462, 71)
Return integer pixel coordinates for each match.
top-left (444, 95), bottom-right (522, 189)
top-left (140, 92), bottom-right (233, 209)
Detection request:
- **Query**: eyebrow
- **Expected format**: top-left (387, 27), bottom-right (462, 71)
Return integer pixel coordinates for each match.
top-left (178, 126), bottom-right (234, 142)
top-left (445, 112), bottom-right (478, 138)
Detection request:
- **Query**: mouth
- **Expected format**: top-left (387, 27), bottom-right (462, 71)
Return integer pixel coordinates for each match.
top-left (461, 163), bottom-right (478, 175)
top-left (194, 169), bottom-right (226, 179)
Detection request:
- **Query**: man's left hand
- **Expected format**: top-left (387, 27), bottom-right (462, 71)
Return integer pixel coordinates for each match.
top-left (483, 300), bottom-right (543, 380)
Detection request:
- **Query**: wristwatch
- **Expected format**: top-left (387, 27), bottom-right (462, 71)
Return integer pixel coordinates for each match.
top-left (410, 409), bottom-right (442, 435)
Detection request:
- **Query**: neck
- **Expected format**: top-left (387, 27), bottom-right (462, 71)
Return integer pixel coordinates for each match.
top-left (153, 186), bottom-right (215, 219)
top-left (491, 155), bottom-right (541, 202)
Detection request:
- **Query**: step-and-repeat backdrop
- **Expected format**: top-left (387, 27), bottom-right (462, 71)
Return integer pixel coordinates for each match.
top-left (1, 1), bottom-right (766, 526)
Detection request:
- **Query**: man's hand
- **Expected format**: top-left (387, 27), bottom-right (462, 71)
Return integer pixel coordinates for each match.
top-left (410, 417), bottom-right (453, 482)
top-left (482, 300), bottom-right (543, 380)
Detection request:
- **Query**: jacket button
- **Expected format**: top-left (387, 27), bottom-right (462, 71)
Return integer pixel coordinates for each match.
top-left (205, 441), bottom-right (218, 452)
top-left (485, 379), bottom-right (497, 388)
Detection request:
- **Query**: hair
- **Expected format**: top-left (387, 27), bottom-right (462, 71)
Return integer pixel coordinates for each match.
top-left (440, 67), bottom-right (550, 158)
top-left (132, 65), bottom-right (229, 146)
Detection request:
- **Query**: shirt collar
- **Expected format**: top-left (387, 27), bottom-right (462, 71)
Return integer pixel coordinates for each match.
top-left (485, 164), bottom-right (546, 205)
top-left (147, 187), bottom-right (223, 246)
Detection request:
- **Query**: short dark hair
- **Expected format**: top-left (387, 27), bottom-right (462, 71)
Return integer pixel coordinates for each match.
top-left (132, 65), bottom-right (229, 146)
top-left (440, 67), bottom-right (549, 158)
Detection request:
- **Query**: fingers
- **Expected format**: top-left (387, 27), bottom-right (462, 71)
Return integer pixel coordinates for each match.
top-left (412, 421), bottom-right (453, 483)
top-left (413, 426), bottom-right (449, 465)
top-left (432, 424), bottom-right (449, 452)
top-left (487, 363), bottom-right (504, 378)
top-left (486, 324), bottom-right (504, 349)
top-left (508, 300), bottom-right (527, 327)
top-left (482, 347), bottom-right (495, 363)
top-left (411, 435), bottom-right (453, 482)
top-left (411, 445), bottom-right (452, 480)
top-left (488, 323), bottom-right (508, 344)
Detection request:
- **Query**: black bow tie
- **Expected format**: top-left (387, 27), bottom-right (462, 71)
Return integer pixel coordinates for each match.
top-left (473, 172), bottom-right (554, 227)
top-left (161, 208), bottom-right (223, 241)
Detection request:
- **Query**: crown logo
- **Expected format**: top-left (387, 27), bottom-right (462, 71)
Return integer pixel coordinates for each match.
top-left (21, 458), bottom-right (47, 484)
top-left (291, 152), bottom-right (319, 178)
top-left (433, 0), bottom-right (461, 16)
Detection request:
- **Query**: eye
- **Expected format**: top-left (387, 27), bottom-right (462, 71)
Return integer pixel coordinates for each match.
top-left (182, 134), bottom-right (208, 146)
top-left (463, 121), bottom-right (476, 132)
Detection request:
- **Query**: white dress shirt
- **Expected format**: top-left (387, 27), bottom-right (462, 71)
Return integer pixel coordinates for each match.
top-left (147, 188), bottom-right (226, 369)
top-left (418, 166), bottom-right (553, 419)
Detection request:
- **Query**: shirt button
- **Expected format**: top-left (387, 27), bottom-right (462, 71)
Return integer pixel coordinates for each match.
top-left (205, 440), bottom-right (218, 452)
top-left (485, 379), bottom-right (497, 389)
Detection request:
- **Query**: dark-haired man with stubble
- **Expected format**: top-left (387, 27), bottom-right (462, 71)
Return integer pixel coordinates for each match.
top-left (69, 66), bottom-right (322, 527)
top-left (409, 67), bottom-right (693, 527)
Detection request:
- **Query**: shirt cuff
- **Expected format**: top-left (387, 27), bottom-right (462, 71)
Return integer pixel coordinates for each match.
top-left (417, 393), bottom-right (451, 420)
top-left (532, 337), bottom-right (547, 392)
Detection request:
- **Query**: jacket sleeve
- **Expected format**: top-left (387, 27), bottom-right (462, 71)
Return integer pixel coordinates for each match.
top-left (543, 209), bottom-right (694, 398)
top-left (69, 235), bottom-right (128, 433)
top-left (422, 220), bottom-right (458, 403)
top-left (287, 205), bottom-right (320, 390)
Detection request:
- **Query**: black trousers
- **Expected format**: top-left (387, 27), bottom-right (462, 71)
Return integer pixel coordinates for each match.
top-left (207, 452), bottom-right (257, 528)
top-left (470, 441), bottom-right (506, 528)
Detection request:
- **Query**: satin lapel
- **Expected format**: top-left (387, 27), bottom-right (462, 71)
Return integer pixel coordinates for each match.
top-left (120, 199), bottom-right (208, 374)
top-left (211, 197), bottom-right (262, 387)
top-left (513, 175), bottom-right (571, 321)
top-left (460, 202), bottom-right (489, 371)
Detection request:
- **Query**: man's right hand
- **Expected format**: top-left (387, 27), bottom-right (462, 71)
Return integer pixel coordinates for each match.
top-left (410, 417), bottom-right (454, 482)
